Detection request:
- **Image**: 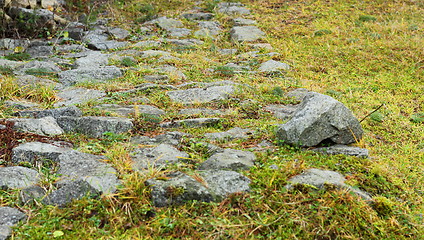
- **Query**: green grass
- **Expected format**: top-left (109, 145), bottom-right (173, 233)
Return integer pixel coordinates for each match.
top-left (1, 0), bottom-right (423, 239)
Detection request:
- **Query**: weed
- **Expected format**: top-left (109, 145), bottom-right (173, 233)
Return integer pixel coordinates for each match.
top-left (4, 52), bottom-right (31, 61)
top-left (24, 68), bottom-right (57, 77)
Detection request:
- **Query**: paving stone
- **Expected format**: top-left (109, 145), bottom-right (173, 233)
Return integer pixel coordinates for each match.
top-left (43, 179), bottom-right (100, 207)
top-left (95, 104), bottom-right (165, 117)
top-left (167, 85), bottom-right (235, 105)
top-left (54, 88), bottom-right (106, 107)
top-left (58, 66), bottom-right (122, 86)
top-left (258, 60), bottom-right (290, 73)
top-left (233, 17), bottom-right (257, 26)
top-left (230, 26), bottom-right (265, 42)
top-left (11, 141), bottom-right (72, 164)
top-left (14, 106), bottom-right (82, 119)
top-left (0, 166), bottom-right (40, 189)
top-left (218, 2), bottom-right (250, 15)
top-left (182, 12), bottom-right (214, 20)
top-left (198, 148), bottom-right (256, 171)
top-left (312, 144), bottom-right (369, 158)
top-left (160, 118), bottom-right (221, 128)
top-left (131, 143), bottom-right (189, 170)
top-left (11, 116), bottom-right (64, 136)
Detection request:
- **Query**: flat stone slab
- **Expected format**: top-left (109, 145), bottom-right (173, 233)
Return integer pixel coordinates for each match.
top-left (218, 2), bottom-right (250, 15)
top-left (57, 116), bottom-right (133, 138)
top-left (286, 168), bottom-right (371, 200)
top-left (11, 116), bottom-right (64, 136)
top-left (198, 148), bottom-right (256, 171)
top-left (74, 51), bottom-right (110, 68)
top-left (14, 106), bottom-right (82, 119)
top-left (0, 166), bottom-right (40, 189)
top-left (131, 143), bottom-right (189, 170)
top-left (43, 180), bottom-right (100, 207)
top-left (131, 131), bottom-right (189, 147)
top-left (0, 206), bottom-right (26, 226)
top-left (11, 141), bottom-right (72, 164)
top-left (14, 60), bottom-right (61, 75)
top-left (160, 118), bottom-right (221, 128)
top-left (258, 60), bottom-right (290, 73)
top-left (14, 75), bottom-right (63, 90)
top-left (58, 66), bottom-right (122, 86)
top-left (167, 85), bottom-right (235, 104)
top-left (145, 170), bottom-right (250, 207)
top-left (54, 88), bottom-right (106, 107)
top-left (96, 104), bottom-right (165, 117)
top-left (205, 127), bottom-right (254, 141)
top-left (87, 40), bottom-right (129, 51)
top-left (312, 144), bottom-right (369, 158)
top-left (57, 151), bottom-right (120, 194)
top-left (230, 26), bottom-right (265, 42)
top-left (182, 12), bottom-right (214, 20)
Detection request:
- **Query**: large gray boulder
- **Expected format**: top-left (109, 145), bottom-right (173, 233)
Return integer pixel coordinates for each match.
top-left (11, 141), bottom-right (72, 164)
top-left (0, 166), bottom-right (39, 189)
top-left (131, 144), bottom-right (189, 170)
top-left (57, 151), bottom-right (120, 194)
top-left (276, 92), bottom-right (363, 147)
top-left (145, 170), bottom-right (250, 207)
top-left (198, 149), bottom-right (256, 171)
top-left (57, 116), bottom-right (133, 138)
top-left (286, 168), bottom-right (371, 200)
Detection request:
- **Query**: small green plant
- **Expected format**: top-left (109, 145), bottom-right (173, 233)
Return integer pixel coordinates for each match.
top-left (135, 3), bottom-right (158, 23)
top-left (314, 29), bottom-right (332, 36)
top-left (214, 66), bottom-right (236, 76)
top-left (410, 113), bottom-right (424, 123)
top-left (358, 15), bottom-right (377, 22)
top-left (370, 112), bottom-right (385, 122)
top-left (25, 68), bottom-right (57, 77)
top-left (120, 57), bottom-right (137, 67)
top-left (4, 52), bottom-right (31, 61)
top-left (0, 66), bottom-right (14, 75)
top-left (372, 196), bottom-right (395, 217)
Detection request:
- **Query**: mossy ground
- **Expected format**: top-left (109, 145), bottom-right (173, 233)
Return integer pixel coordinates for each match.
top-left (1, 0), bottom-right (423, 239)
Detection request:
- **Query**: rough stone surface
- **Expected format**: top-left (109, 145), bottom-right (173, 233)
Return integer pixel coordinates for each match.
top-left (286, 168), bottom-right (371, 200)
top-left (54, 88), bottom-right (106, 107)
top-left (131, 143), bottom-right (189, 170)
top-left (167, 85), bottom-right (235, 104)
top-left (87, 40), bottom-right (129, 51)
top-left (14, 75), bottom-right (63, 90)
top-left (57, 151), bottom-right (120, 194)
top-left (218, 2), bottom-right (250, 15)
top-left (14, 106), bottom-right (82, 119)
top-left (195, 21), bottom-right (222, 37)
top-left (265, 104), bottom-right (299, 120)
top-left (178, 108), bottom-right (232, 116)
top-left (11, 116), bottom-right (64, 136)
top-left (19, 185), bottom-right (46, 205)
top-left (11, 141), bottom-right (71, 164)
top-left (182, 12), bottom-right (214, 20)
top-left (96, 104), bottom-right (165, 117)
top-left (276, 92), bottom-right (364, 147)
top-left (233, 17), bottom-right (256, 26)
top-left (160, 118), bottom-right (221, 128)
top-left (258, 60), bottom-right (290, 73)
top-left (205, 127), bottom-right (254, 141)
top-left (312, 144), bottom-right (369, 158)
top-left (131, 131), bottom-right (189, 147)
top-left (43, 180), bottom-right (100, 207)
top-left (58, 66), bottom-right (122, 86)
top-left (14, 60), bottom-right (61, 75)
top-left (108, 27), bottom-right (130, 40)
top-left (74, 51), bottom-right (110, 67)
top-left (0, 166), bottom-right (39, 189)
top-left (57, 116), bottom-right (133, 138)
top-left (230, 26), bottom-right (265, 42)
top-left (0, 207), bottom-right (26, 226)
top-left (199, 170), bottom-right (251, 200)
top-left (198, 149), bottom-right (256, 171)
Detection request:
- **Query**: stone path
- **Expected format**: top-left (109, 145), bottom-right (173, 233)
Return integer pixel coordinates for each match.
top-left (0, 1), bottom-right (370, 238)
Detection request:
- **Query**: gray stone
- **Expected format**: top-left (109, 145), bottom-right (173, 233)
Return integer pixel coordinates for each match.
top-left (0, 124), bottom-right (5, 130)
top-left (133, 83), bottom-right (177, 92)
top-left (15, 60), bottom-right (61, 75)
top-left (133, 40), bottom-right (162, 48)
top-left (265, 104), bottom-right (299, 120)
top-left (198, 149), bottom-right (256, 171)
top-left (145, 171), bottom-right (213, 207)
top-left (258, 60), bottom-right (290, 73)
top-left (11, 116), bottom-right (64, 136)
top-left (248, 43), bottom-right (273, 50)
top-left (0, 38), bottom-right (30, 50)
top-left (144, 74), bottom-right (169, 83)
top-left (54, 88), bottom-right (106, 107)
top-left (145, 169), bottom-right (250, 207)
top-left (131, 131), bottom-right (189, 147)
top-left (182, 12), bottom-right (214, 20)
top-left (199, 170), bottom-right (251, 200)
top-left (25, 45), bottom-right (54, 58)
top-left (55, 44), bottom-right (88, 54)
top-left (0, 166), bottom-right (39, 189)
top-left (108, 27), bottom-right (130, 40)
top-left (148, 17), bottom-right (183, 30)
top-left (11, 141), bottom-right (71, 164)
top-left (14, 106), bottom-right (82, 119)
top-left (160, 118), bottom-right (221, 128)
top-left (286, 168), bottom-right (371, 200)
top-left (276, 92), bottom-right (364, 147)
top-left (74, 51), bottom-right (110, 67)
top-left (14, 75), bottom-right (63, 90)
top-left (43, 180), bottom-right (100, 207)
top-left (19, 185), bottom-right (46, 204)
top-left (230, 26), bottom-right (265, 42)
top-left (87, 40), bottom-right (129, 51)
top-left (82, 30), bottom-right (109, 43)
top-left (205, 127), bottom-right (254, 141)
top-left (131, 143), bottom-right (189, 170)
top-left (164, 38), bottom-right (204, 47)
top-left (233, 17), bottom-right (257, 26)
top-left (178, 108), bottom-right (232, 116)
top-left (96, 104), bottom-right (165, 117)
top-left (312, 144), bottom-right (369, 158)
top-left (57, 151), bottom-right (120, 194)
top-left (218, 48), bottom-right (238, 55)
top-left (155, 65), bottom-right (186, 80)
top-left (0, 207), bottom-right (26, 226)
top-left (218, 2), bottom-right (250, 15)
top-left (167, 28), bottom-right (192, 37)
top-left (58, 66), bottom-right (122, 86)
top-left (195, 21), bottom-right (222, 37)
top-left (4, 100), bottom-right (40, 110)
top-left (0, 225), bottom-right (12, 240)
top-left (139, 50), bottom-right (172, 58)
top-left (0, 59), bottom-right (23, 69)
top-left (167, 85), bottom-right (235, 104)
top-left (57, 116), bottom-right (133, 138)
top-left (286, 88), bottom-right (311, 101)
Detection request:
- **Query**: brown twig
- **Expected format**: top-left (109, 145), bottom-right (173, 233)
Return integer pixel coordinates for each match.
top-left (359, 103), bottom-right (385, 123)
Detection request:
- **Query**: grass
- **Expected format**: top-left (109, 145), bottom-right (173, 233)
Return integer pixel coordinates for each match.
top-left (0, 0), bottom-right (423, 239)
